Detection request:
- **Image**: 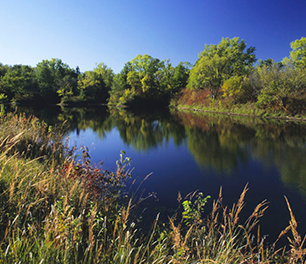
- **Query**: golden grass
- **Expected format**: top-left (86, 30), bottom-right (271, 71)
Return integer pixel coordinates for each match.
top-left (0, 112), bottom-right (305, 263)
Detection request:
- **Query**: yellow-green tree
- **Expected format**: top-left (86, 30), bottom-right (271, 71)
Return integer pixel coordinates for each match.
top-left (188, 54), bottom-right (228, 99)
top-left (285, 37), bottom-right (306, 69)
top-left (77, 63), bottom-right (114, 102)
top-left (188, 37), bottom-right (256, 99)
top-left (222, 76), bottom-right (252, 102)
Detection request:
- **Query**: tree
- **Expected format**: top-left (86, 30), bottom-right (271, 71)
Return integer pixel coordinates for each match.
top-left (156, 59), bottom-right (175, 93)
top-left (77, 63), bottom-right (114, 102)
top-left (258, 58), bottom-right (274, 68)
top-left (188, 55), bottom-right (228, 99)
top-left (255, 61), bottom-right (306, 111)
top-left (35, 58), bottom-right (77, 102)
top-left (0, 65), bottom-right (37, 101)
top-left (286, 37), bottom-right (306, 69)
top-left (109, 54), bottom-right (166, 106)
top-left (0, 63), bottom-right (10, 78)
top-left (221, 75), bottom-right (252, 102)
top-left (130, 54), bottom-right (162, 77)
top-left (57, 75), bottom-right (74, 103)
top-left (126, 71), bottom-right (141, 90)
top-left (77, 71), bottom-right (100, 100)
top-left (112, 62), bottom-right (134, 92)
top-left (198, 37), bottom-right (256, 76)
top-left (188, 37), bottom-right (256, 99)
top-left (158, 61), bottom-right (190, 94)
top-left (171, 62), bottom-right (190, 91)
top-left (93, 63), bottom-right (114, 91)
top-left (109, 55), bottom-right (189, 106)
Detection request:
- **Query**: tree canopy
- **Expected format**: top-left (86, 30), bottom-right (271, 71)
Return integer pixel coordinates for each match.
top-left (1, 36), bottom-right (306, 114)
top-left (287, 37), bottom-right (306, 69)
top-left (187, 37), bottom-right (256, 99)
top-left (108, 54), bottom-right (190, 106)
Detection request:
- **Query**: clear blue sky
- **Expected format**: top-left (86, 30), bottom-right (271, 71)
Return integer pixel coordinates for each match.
top-left (1, 0), bottom-right (305, 73)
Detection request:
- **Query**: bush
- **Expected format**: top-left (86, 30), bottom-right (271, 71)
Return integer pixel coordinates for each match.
top-left (222, 76), bottom-right (254, 103)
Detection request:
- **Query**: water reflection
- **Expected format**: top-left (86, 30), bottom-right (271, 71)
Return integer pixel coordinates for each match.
top-left (105, 108), bottom-right (186, 151)
top-left (10, 105), bottom-right (306, 198)
top-left (176, 111), bottom-right (306, 197)
top-left (177, 112), bottom-right (252, 173)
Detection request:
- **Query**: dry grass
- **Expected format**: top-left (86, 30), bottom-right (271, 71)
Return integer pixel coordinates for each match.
top-left (0, 112), bottom-right (305, 263)
top-left (167, 186), bottom-right (305, 264)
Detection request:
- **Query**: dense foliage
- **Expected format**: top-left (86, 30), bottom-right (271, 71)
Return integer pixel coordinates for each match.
top-left (177, 37), bottom-right (306, 116)
top-left (187, 37), bottom-right (256, 99)
top-left (1, 36), bottom-right (306, 116)
top-left (108, 54), bottom-right (190, 107)
top-left (0, 59), bottom-right (113, 105)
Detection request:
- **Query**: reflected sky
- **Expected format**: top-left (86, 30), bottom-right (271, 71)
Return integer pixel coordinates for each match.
top-left (10, 105), bottom-right (306, 242)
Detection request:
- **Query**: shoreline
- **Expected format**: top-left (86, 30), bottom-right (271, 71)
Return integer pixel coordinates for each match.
top-left (175, 105), bottom-right (306, 123)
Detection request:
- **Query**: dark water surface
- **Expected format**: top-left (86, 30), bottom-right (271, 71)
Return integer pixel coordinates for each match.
top-left (15, 105), bottom-right (306, 242)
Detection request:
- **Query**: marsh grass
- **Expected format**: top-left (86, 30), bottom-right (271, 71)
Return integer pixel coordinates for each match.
top-left (0, 112), bottom-right (305, 263)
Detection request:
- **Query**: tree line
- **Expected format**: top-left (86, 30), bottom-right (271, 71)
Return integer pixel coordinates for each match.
top-left (1, 37), bottom-right (306, 113)
top-left (0, 56), bottom-right (189, 107)
top-left (179, 37), bottom-right (306, 114)
top-left (0, 59), bottom-right (114, 105)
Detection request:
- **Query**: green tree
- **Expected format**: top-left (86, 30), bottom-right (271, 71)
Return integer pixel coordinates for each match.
top-left (112, 62), bottom-right (134, 92)
top-left (109, 55), bottom-right (189, 106)
top-left (93, 63), bottom-right (114, 92)
top-left (188, 38), bottom-right (256, 99)
top-left (198, 37), bottom-right (256, 76)
top-left (130, 54), bottom-right (162, 77)
top-left (258, 58), bottom-right (274, 68)
top-left (158, 61), bottom-right (190, 94)
top-left (77, 63), bottom-right (114, 102)
top-left (35, 58), bottom-right (77, 102)
top-left (285, 37), bottom-right (306, 69)
top-left (0, 65), bottom-right (37, 101)
top-left (171, 62), bottom-right (190, 91)
top-left (156, 59), bottom-right (175, 93)
top-left (126, 71), bottom-right (142, 90)
top-left (188, 54), bottom-right (228, 99)
top-left (109, 54), bottom-right (166, 106)
top-left (255, 62), bottom-right (306, 111)
top-left (0, 63), bottom-right (10, 78)
top-left (222, 75), bottom-right (253, 102)
top-left (77, 71), bottom-right (100, 100)
top-left (57, 75), bottom-right (74, 103)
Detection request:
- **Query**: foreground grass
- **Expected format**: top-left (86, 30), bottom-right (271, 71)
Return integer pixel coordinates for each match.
top-left (0, 111), bottom-right (305, 263)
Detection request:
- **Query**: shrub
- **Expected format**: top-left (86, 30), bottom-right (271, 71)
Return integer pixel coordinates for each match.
top-left (222, 76), bottom-right (254, 103)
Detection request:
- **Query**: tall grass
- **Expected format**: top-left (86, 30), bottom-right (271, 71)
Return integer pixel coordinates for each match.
top-left (0, 111), bottom-right (305, 263)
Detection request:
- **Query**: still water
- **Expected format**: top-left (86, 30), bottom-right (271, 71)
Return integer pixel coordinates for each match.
top-left (17, 105), bottom-right (306, 242)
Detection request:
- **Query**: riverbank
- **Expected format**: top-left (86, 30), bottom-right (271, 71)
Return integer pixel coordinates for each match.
top-left (0, 111), bottom-right (305, 263)
top-left (174, 102), bottom-right (306, 123)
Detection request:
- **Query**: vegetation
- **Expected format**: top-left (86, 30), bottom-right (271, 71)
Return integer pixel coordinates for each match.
top-left (0, 59), bottom-right (113, 105)
top-left (7, 105), bottom-right (306, 198)
top-left (1, 35), bottom-right (306, 262)
top-left (0, 112), bottom-right (306, 263)
top-left (173, 37), bottom-right (306, 118)
top-left (1, 36), bottom-right (306, 118)
top-left (108, 54), bottom-right (190, 107)
top-left (187, 37), bottom-right (256, 99)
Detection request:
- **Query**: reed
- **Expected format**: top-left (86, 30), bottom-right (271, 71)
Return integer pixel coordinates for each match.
top-left (0, 112), bottom-right (305, 263)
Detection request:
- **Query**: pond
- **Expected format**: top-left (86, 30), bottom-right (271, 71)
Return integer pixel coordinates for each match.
top-left (14, 105), bottom-right (306, 243)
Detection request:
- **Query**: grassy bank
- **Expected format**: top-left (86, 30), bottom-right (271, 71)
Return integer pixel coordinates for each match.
top-left (176, 103), bottom-right (306, 122)
top-left (0, 111), bottom-right (305, 263)
top-left (172, 88), bottom-right (306, 122)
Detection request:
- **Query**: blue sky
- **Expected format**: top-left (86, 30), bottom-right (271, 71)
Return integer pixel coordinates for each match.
top-left (1, 0), bottom-right (305, 73)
